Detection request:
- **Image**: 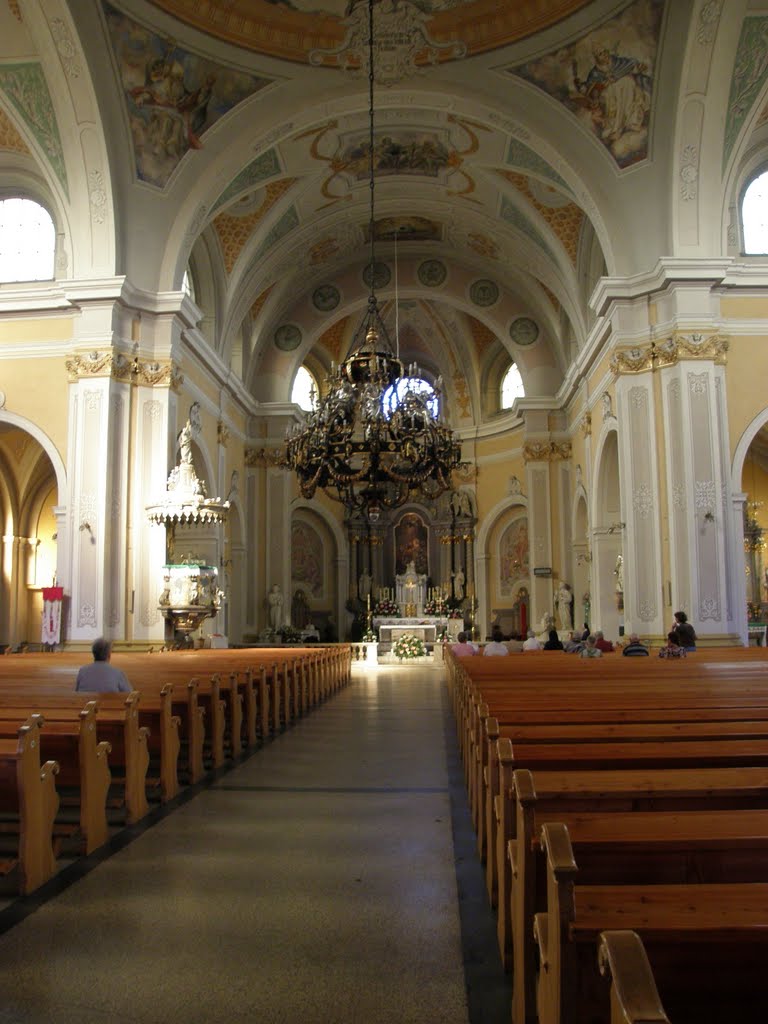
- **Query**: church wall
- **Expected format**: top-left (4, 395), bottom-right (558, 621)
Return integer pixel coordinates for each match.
top-left (0, 354), bottom-right (69, 462)
top-left (724, 333), bottom-right (768, 461)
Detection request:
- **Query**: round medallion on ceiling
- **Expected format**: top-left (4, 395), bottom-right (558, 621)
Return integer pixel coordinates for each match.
top-left (274, 324), bottom-right (302, 351)
top-left (312, 284), bottom-right (340, 311)
top-left (362, 261), bottom-right (391, 289)
top-left (469, 279), bottom-right (499, 307)
top-left (509, 316), bottom-right (539, 346)
top-left (417, 259), bottom-right (447, 287)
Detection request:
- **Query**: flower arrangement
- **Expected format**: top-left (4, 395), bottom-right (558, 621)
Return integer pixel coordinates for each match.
top-left (448, 608), bottom-right (464, 619)
top-left (374, 598), bottom-right (400, 616)
top-left (392, 632), bottom-right (427, 660)
top-left (362, 628), bottom-right (378, 643)
top-left (279, 624), bottom-right (302, 642)
top-left (424, 596), bottom-right (447, 615)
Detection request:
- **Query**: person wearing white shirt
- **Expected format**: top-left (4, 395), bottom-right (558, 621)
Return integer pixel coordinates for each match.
top-left (522, 629), bottom-right (542, 651)
top-left (483, 628), bottom-right (509, 656)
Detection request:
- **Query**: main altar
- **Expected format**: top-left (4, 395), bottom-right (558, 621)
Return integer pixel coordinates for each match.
top-left (373, 617), bottom-right (463, 643)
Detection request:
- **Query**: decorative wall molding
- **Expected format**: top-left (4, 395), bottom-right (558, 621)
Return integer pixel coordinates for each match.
top-left (523, 440), bottom-right (571, 462)
top-left (579, 411), bottom-right (591, 436)
top-left (217, 420), bottom-right (230, 447)
top-left (66, 351), bottom-right (183, 389)
top-left (611, 333), bottom-right (729, 375)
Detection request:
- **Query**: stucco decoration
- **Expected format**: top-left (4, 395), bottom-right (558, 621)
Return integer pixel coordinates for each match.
top-left (509, 317), bottom-right (539, 347)
top-left (0, 63), bottom-right (68, 196)
top-left (417, 258), bottom-right (447, 287)
top-left (312, 284), bottom-right (341, 311)
top-left (211, 149), bottom-right (282, 213)
top-left (523, 440), bottom-right (571, 462)
top-left (723, 16), bottom-right (768, 172)
top-left (150, 1), bottom-right (594, 64)
top-left (500, 195), bottom-right (558, 263)
top-left (103, 2), bottom-right (272, 188)
top-left (298, 115), bottom-right (485, 205)
top-left (213, 179), bottom-right (298, 274)
top-left (469, 279), bottom-right (499, 307)
top-left (500, 516), bottom-right (530, 597)
top-left (508, 0), bottom-right (664, 169)
top-left (0, 106), bottom-right (28, 154)
top-left (611, 334), bottom-right (729, 375)
top-left (366, 215), bottom-right (440, 242)
top-left (505, 137), bottom-right (572, 194)
top-left (274, 324), bottom-right (302, 351)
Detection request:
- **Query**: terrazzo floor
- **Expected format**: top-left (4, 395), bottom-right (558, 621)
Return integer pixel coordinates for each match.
top-left (0, 663), bottom-right (510, 1024)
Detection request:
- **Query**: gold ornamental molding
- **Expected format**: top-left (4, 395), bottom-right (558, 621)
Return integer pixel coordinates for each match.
top-left (217, 420), bottom-right (230, 447)
top-left (579, 412), bottom-right (592, 437)
top-left (523, 440), bottom-right (572, 463)
top-left (610, 333), bottom-right (729, 376)
top-left (245, 446), bottom-right (286, 468)
top-left (66, 351), bottom-right (183, 390)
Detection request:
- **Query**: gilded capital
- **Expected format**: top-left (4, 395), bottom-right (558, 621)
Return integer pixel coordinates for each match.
top-left (523, 440), bottom-right (572, 462)
top-left (611, 333), bottom-right (729, 375)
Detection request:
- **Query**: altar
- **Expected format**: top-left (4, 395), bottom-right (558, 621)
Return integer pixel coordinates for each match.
top-left (374, 617), bottom-right (447, 645)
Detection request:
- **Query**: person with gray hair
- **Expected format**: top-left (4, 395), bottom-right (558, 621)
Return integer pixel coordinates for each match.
top-left (622, 632), bottom-right (649, 656)
top-left (75, 638), bottom-right (132, 693)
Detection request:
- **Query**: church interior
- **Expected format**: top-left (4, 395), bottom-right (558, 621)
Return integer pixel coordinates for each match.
top-left (2, 2), bottom-right (768, 1022)
top-left (2, 0), bottom-right (768, 652)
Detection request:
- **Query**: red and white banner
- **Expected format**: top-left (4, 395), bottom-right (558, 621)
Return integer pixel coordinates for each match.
top-left (41, 586), bottom-right (64, 646)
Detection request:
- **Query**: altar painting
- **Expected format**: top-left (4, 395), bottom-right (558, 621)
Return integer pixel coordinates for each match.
top-left (395, 512), bottom-right (428, 576)
top-left (499, 516), bottom-right (529, 597)
top-left (291, 520), bottom-right (323, 597)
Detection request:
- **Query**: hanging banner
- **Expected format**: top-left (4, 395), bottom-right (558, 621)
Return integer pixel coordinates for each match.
top-left (41, 586), bottom-right (64, 646)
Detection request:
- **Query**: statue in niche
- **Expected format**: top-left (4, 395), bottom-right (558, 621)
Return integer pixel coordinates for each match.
top-left (614, 554), bottom-right (624, 593)
top-left (602, 391), bottom-right (614, 419)
top-left (359, 571), bottom-right (372, 601)
top-left (556, 581), bottom-right (573, 631)
top-left (453, 568), bottom-right (465, 601)
top-left (268, 584), bottom-right (283, 631)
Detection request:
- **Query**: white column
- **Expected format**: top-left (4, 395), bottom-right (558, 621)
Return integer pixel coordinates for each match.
top-left (525, 460), bottom-right (553, 629)
top-left (661, 359), bottom-right (734, 640)
top-left (615, 375), bottom-right (665, 637)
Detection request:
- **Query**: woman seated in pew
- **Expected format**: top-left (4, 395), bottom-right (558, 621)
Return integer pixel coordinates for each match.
top-left (451, 631), bottom-right (477, 657)
top-left (563, 631), bottom-right (584, 653)
top-left (483, 628), bottom-right (510, 656)
top-left (659, 632), bottom-right (687, 658)
top-left (75, 638), bottom-right (133, 692)
top-left (543, 629), bottom-right (564, 651)
top-left (579, 635), bottom-right (602, 658)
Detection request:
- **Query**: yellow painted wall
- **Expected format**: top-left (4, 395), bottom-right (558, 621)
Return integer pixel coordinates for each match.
top-left (0, 355), bottom-right (69, 461)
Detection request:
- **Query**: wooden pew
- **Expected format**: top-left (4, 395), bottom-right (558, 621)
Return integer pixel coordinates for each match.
top-left (0, 701), bottom-right (111, 854)
top-left (0, 716), bottom-right (59, 894)
top-left (534, 821), bottom-right (768, 1024)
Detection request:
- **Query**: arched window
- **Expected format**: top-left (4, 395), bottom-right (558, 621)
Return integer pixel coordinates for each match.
top-left (0, 197), bottom-right (55, 282)
top-left (742, 170), bottom-right (768, 254)
top-left (291, 365), bottom-right (318, 411)
top-left (382, 376), bottom-right (438, 419)
top-left (500, 363), bottom-right (525, 409)
top-left (182, 268), bottom-right (195, 300)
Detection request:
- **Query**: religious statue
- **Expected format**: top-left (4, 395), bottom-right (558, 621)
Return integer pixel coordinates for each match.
top-left (268, 583), bottom-right (283, 631)
top-left (359, 571), bottom-right (372, 601)
top-left (614, 553), bottom-right (624, 593)
top-left (178, 420), bottom-right (193, 465)
top-left (453, 568), bottom-right (465, 600)
top-left (556, 581), bottom-right (573, 631)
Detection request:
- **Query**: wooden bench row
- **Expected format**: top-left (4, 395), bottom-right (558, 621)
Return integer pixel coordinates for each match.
top-left (0, 645), bottom-right (351, 895)
top-left (445, 647), bottom-right (768, 1023)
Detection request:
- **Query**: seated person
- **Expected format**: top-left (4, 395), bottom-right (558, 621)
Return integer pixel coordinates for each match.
top-left (594, 630), bottom-right (614, 653)
top-left (563, 631), bottom-right (584, 653)
top-left (543, 628), bottom-right (564, 651)
top-left (483, 628), bottom-right (509, 656)
top-left (671, 610), bottom-right (697, 651)
top-left (622, 632), bottom-right (649, 656)
top-left (75, 638), bottom-right (132, 692)
top-left (522, 629), bottom-right (542, 651)
top-left (659, 632), bottom-right (687, 658)
top-left (580, 622), bottom-right (590, 641)
top-left (451, 631), bottom-right (476, 657)
top-left (579, 635), bottom-right (602, 658)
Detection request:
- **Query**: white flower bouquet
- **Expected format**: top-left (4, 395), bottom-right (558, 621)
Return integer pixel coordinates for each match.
top-left (392, 632), bottom-right (427, 660)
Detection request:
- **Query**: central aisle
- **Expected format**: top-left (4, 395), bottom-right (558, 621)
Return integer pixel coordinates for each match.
top-left (0, 663), bottom-right (509, 1024)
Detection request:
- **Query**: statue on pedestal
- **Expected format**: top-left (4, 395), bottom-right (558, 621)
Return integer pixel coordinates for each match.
top-left (268, 584), bottom-right (283, 631)
top-left (556, 581), bottom-right (573, 631)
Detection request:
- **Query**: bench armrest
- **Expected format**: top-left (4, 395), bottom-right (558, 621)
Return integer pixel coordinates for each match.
top-left (598, 930), bottom-right (670, 1024)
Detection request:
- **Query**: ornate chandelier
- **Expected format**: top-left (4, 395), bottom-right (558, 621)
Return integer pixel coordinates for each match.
top-left (285, 0), bottom-right (462, 522)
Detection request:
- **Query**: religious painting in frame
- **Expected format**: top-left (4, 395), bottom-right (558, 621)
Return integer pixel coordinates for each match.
top-left (498, 515), bottom-right (530, 598)
top-left (291, 519), bottom-right (324, 597)
top-left (394, 512), bottom-right (428, 577)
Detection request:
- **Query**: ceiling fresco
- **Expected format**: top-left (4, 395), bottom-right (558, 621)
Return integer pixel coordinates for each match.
top-left (507, 0), bottom-right (665, 169)
top-left (103, 1), bottom-right (273, 188)
top-left (147, 0), bottom-right (595, 65)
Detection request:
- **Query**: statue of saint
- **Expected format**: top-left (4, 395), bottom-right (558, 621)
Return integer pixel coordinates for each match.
top-left (614, 554), bottom-right (624, 593)
top-left (268, 584), bottom-right (283, 631)
top-left (178, 421), bottom-right (193, 465)
top-left (556, 581), bottom-right (573, 631)
top-left (359, 571), bottom-right (372, 601)
top-left (453, 569), bottom-right (465, 600)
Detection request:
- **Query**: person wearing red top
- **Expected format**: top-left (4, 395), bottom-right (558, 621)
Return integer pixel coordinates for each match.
top-left (451, 631), bottom-right (477, 657)
top-left (594, 630), bottom-right (614, 653)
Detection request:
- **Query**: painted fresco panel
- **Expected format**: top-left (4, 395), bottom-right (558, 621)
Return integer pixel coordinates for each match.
top-left (291, 520), bottom-right (323, 597)
top-left (499, 516), bottom-right (529, 597)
